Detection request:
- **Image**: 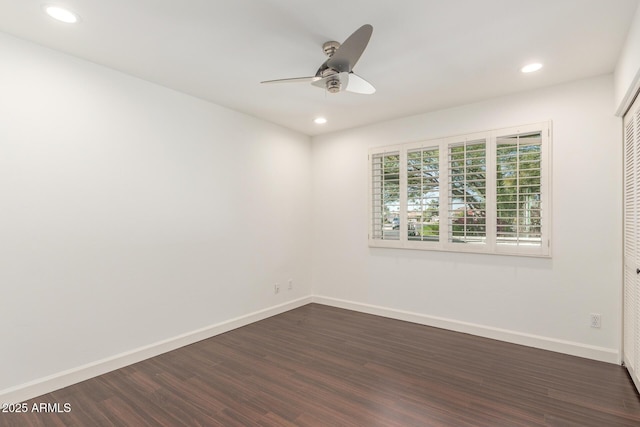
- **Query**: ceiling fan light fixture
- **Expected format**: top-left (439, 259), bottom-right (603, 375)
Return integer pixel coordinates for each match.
top-left (521, 62), bottom-right (543, 73)
top-left (314, 117), bottom-right (327, 124)
top-left (326, 79), bottom-right (341, 93)
top-left (44, 5), bottom-right (79, 23)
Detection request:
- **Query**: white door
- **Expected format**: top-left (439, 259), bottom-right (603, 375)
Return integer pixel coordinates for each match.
top-left (624, 93), bottom-right (640, 392)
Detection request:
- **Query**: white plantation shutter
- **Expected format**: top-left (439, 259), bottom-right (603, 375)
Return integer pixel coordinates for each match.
top-left (407, 147), bottom-right (439, 242)
top-left (447, 139), bottom-right (487, 245)
top-left (624, 94), bottom-right (640, 392)
top-left (496, 132), bottom-right (543, 248)
top-left (370, 150), bottom-right (401, 242)
top-left (368, 121), bottom-right (550, 257)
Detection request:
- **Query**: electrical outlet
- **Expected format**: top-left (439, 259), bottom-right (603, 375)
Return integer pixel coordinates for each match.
top-left (288, 279), bottom-right (293, 290)
top-left (590, 313), bottom-right (601, 328)
top-left (274, 283), bottom-right (280, 294)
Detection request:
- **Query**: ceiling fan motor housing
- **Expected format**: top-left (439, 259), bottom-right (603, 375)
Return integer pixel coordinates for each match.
top-left (322, 41), bottom-right (340, 57)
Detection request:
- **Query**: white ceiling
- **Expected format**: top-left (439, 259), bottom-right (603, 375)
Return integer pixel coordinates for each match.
top-left (0, 0), bottom-right (638, 136)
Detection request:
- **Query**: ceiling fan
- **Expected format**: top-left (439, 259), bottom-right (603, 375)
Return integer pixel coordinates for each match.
top-left (261, 24), bottom-right (375, 95)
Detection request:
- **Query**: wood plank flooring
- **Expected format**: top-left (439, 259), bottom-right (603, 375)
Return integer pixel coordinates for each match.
top-left (2, 303), bottom-right (640, 426)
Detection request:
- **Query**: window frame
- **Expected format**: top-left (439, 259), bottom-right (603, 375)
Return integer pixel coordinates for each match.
top-left (368, 121), bottom-right (552, 257)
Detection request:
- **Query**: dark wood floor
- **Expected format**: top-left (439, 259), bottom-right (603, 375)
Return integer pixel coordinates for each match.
top-left (2, 304), bottom-right (640, 426)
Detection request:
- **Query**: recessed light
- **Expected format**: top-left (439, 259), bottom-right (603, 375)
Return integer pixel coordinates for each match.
top-left (314, 117), bottom-right (327, 124)
top-left (521, 63), bottom-right (543, 73)
top-left (44, 5), bottom-right (79, 23)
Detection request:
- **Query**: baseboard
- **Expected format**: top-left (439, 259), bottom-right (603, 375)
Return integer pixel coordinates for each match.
top-left (2, 294), bottom-right (620, 404)
top-left (312, 295), bottom-right (620, 364)
top-left (0, 296), bottom-right (313, 404)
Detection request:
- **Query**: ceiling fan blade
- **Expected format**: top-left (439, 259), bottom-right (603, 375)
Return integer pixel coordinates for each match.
top-left (346, 73), bottom-right (376, 94)
top-left (261, 76), bottom-right (320, 84)
top-left (326, 24), bottom-right (373, 73)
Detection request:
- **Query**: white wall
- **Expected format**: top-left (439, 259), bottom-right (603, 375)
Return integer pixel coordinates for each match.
top-left (0, 32), bottom-right (312, 394)
top-left (311, 75), bottom-right (622, 362)
top-left (615, 3), bottom-right (640, 114)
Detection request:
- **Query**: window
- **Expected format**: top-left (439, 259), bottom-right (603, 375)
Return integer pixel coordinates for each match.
top-left (496, 132), bottom-right (543, 248)
top-left (448, 138), bottom-right (487, 245)
top-left (368, 122), bottom-right (551, 257)
top-left (371, 150), bottom-right (400, 241)
top-left (407, 146), bottom-right (439, 242)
